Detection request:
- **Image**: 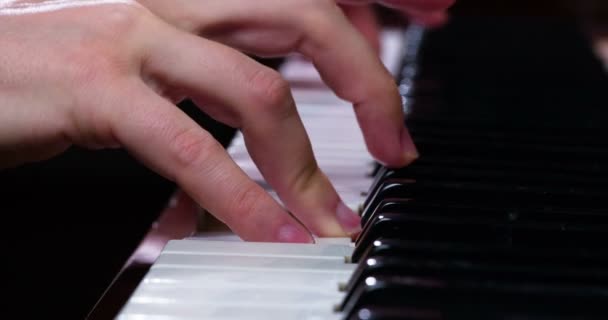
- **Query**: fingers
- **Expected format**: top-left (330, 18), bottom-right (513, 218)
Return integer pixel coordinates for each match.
top-left (109, 80), bottom-right (313, 243)
top-left (140, 25), bottom-right (360, 237)
top-left (337, 0), bottom-right (453, 13)
top-left (406, 10), bottom-right (449, 27)
top-left (337, 0), bottom-right (453, 27)
top-left (340, 4), bottom-right (381, 53)
top-left (181, 0), bottom-right (418, 167)
top-left (379, 0), bottom-right (454, 11)
top-left (296, 2), bottom-right (419, 167)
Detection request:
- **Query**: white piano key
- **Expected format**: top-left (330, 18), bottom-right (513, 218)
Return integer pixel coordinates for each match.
top-left (118, 315), bottom-right (196, 320)
top-left (131, 283), bottom-right (344, 307)
top-left (312, 237), bottom-right (356, 245)
top-left (233, 164), bottom-right (372, 180)
top-left (154, 253), bottom-right (356, 273)
top-left (119, 303), bottom-right (342, 320)
top-left (289, 88), bottom-right (349, 104)
top-left (186, 232), bottom-right (244, 242)
top-left (142, 266), bottom-right (352, 288)
top-left (162, 239), bottom-right (353, 259)
top-left (133, 282), bottom-right (344, 302)
top-left (119, 259), bottom-right (350, 320)
top-left (231, 153), bottom-right (369, 165)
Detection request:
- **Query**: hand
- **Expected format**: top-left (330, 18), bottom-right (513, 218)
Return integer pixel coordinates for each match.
top-left (338, 0), bottom-right (456, 50)
top-left (1, 0), bottom-right (416, 242)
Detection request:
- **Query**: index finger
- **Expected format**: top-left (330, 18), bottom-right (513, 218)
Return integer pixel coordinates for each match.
top-left (165, 0), bottom-right (419, 168)
top-left (110, 81), bottom-right (314, 243)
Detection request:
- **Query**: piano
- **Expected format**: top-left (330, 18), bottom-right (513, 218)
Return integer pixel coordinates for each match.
top-left (92, 4), bottom-right (608, 320)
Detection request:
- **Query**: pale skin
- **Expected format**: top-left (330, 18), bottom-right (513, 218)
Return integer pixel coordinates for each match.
top-left (0, 0), bottom-right (453, 243)
top-left (340, 0), bottom-right (454, 51)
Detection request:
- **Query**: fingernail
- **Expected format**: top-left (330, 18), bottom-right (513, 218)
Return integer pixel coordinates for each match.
top-left (401, 127), bottom-right (419, 164)
top-left (277, 224), bottom-right (313, 243)
top-left (336, 201), bottom-right (362, 235)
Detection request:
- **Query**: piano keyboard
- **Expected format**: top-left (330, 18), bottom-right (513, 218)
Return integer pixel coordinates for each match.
top-left (115, 29), bottom-right (409, 319)
top-left (116, 16), bottom-right (608, 320)
top-left (116, 240), bottom-right (354, 320)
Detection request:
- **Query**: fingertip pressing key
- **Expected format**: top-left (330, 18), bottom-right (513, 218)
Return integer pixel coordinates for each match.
top-left (277, 224), bottom-right (314, 243)
top-left (336, 201), bottom-right (362, 236)
top-left (401, 126), bottom-right (419, 165)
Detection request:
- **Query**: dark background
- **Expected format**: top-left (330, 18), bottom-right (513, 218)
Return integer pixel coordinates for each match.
top-left (1, 0), bottom-right (606, 318)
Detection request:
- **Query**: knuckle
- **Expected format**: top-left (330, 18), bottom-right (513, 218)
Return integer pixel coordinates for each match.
top-left (98, 4), bottom-right (147, 35)
top-left (296, 0), bottom-right (342, 52)
top-left (63, 6), bottom-right (149, 87)
top-left (248, 68), bottom-right (293, 114)
top-left (289, 159), bottom-right (322, 194)
top-left (228, 183), bottom-right (266, 221)
top-left (66, 53), bottom-right (115, 87)
top-left (301, 0), bottom-right (336, 25)
top-left (169, 128), bottom-right (218, 169)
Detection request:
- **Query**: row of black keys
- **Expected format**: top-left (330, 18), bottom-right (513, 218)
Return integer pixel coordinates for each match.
top-left (335, 122), bottom-right (608, 320)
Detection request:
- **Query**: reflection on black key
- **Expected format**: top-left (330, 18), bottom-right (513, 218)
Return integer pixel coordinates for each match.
top-left (361, 178), bottom-right (606, 225)
top-left (340, 274), bottom-right (608, 320)
top-left (355, 209), bottom-right (608, 264)
top-left (344, 254), bottom-right (608, 295)
top-left (358, 199), bottom-right (608, 249)
top-left (347, 306), bottom-right (442, 320)
top-left (353, 237), bottom-right (608, 267)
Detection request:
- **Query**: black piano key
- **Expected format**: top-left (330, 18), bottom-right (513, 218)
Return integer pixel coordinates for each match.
top-left (370, 163), bottom-right (384, 179)
top-left (408, 132), bottom-right (608, 160)
top-left (354, 211), bottom-right (608, 263)
top-left (363, 159), bottom-right (608, 223)
top-left (383, 163), bottom-right (608, 188)
top-left (361, 178), bottom-right (606, 225)
top-left (407, 124), bottom-right (607, 152)
top-left (340, 275), bottom-right (608, 320)
top-left (347, 308), bottom-right (606, 320)
top-left (417, 154), bottom-right (606, 177)
top-left (406, 122), bottom-right (606, 148)
top-left (343, 13), bottom-right (608, 320)
top-left (353, 237), bottom-right (608, 267)
top-left (363, 166), bottom-right (390, 210)
top-left (347, 306), bottom-right (442, 320)
top-left (359, 198), bottom-right (608, 242)
top-left (408, 139), bottom-right (608, 184)
top-left (362, 181), bottom-right (405, 225)
top-left (344, 254), bottom-right (608, 295)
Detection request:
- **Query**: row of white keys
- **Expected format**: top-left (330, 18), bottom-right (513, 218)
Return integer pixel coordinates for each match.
top-left (117, 240), bottom-right (354, 320)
